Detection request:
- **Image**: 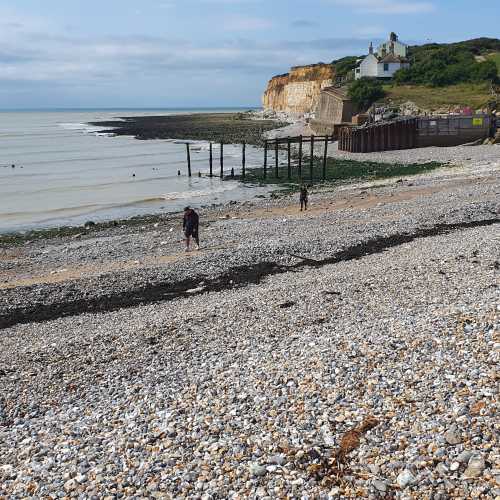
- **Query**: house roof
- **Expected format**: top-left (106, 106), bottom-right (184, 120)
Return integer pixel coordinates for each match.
top-left (379, 53), bottom-right (408, 64)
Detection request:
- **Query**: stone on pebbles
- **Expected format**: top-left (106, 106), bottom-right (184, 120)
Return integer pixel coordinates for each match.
top-left (373, 479), bottom-right (388, 492)
top-left (444, 426), bottom-right (462, 445)
top-left (249, 464), bottom-right (267, 477)
top-left (463, 454), bottom-right (486, 479)
top-left (396, 469), bottom-right (416, 488)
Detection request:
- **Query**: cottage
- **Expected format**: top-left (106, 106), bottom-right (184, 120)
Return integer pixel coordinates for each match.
top-left (355, 32), bottom-right (410, 79)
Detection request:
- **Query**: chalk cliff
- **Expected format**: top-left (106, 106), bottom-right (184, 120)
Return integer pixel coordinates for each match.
top-left (262, 64), bottom-right (335, 116)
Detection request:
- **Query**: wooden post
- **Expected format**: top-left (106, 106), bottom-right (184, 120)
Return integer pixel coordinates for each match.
top-left (263, 140), bottom-right (268, 179)
top-left (298, 135), bottom-right (303, 179)
top-left (322, 135), bottom-right (328, 180)
top-left (220, 142), bottom-right (224, 178)
top-left (242, 142), bottom-right (246, 179)
top-left (275, 140), bottom-right (279, 178)
top-left (186, 143), bottom-right (192, 177)
top-left (287, 138), bottom-right (291, 180)
top-left (209, 142), bottom-right (213, 177)
top-left (309, 135), bottom-right (315, 182)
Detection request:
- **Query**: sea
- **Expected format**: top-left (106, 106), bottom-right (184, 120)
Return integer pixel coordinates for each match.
top-left (0, 108), bottom-right (272, 233)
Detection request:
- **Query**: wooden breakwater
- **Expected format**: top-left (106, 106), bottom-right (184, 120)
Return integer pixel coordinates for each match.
top-left (183, 135), bottom-right (335, 182)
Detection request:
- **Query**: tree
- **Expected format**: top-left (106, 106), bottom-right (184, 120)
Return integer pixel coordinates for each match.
top-left (348, 78), bottom-right (386, 110)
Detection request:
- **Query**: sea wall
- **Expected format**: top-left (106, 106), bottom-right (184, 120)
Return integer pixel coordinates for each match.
top-left (262, 64), bottom-right (335, 116)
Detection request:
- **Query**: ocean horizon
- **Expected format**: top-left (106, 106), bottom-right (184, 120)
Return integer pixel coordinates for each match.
top-left (0, 106), bottom-right (260, 113)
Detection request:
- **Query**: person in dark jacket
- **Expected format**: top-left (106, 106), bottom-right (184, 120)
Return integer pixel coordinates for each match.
top-left (183, 206), bottom-right (200, 251)
top-left (299, 185), bottom-right (308, 211)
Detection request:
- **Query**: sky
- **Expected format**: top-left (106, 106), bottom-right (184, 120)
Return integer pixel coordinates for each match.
top-left (0, 0), bottom-right (499, 109)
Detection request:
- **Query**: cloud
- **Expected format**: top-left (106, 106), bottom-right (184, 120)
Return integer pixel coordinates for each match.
top-left (0, 5), bottom-right (376, 106)
top-left (291, 20), bottom-right (319, 28)
top-left (222, 15), bottom-right (273, 31)
top-left (354, 25), bottom-right (386, 37)
top-left (330, 0), bottom-right (435, 14)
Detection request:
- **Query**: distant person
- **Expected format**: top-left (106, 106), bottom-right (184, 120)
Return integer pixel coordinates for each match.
top-left (299, 185), bottom-right (308, 211)
top-left (183, 206), bottom-right (200, 251)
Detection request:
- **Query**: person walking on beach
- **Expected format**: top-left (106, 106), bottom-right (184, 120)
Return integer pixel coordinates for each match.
top-left (183, 206), bottom-right (200, 251)
top-left (299, 185), bottom-right (309, 211)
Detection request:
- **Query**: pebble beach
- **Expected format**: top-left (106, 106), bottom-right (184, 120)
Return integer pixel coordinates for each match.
top-left (1, 148), bottom-right (499, 499)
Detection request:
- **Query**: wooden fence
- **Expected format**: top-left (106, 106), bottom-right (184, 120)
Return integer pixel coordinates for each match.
top-left (339, 119), bottom-right (418, 153)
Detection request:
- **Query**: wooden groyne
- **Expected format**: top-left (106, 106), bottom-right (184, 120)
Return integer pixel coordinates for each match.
top-left (183, 136), bottom-right (335, 182)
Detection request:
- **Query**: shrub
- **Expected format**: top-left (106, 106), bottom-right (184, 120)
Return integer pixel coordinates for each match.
top-left (332, 56), bottom-right (359, 78)
top-left (470, 60), bottom-right (498, 82)
top-left (348, 78), bottom-right (386, 110)
top-left (393, 45), bottom-right (499, 87)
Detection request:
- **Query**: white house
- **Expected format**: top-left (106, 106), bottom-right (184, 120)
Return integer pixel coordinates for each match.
top-left (355, 33), bottom-right (410, 80)
top-left (378, 32), bottom-right (408, 58)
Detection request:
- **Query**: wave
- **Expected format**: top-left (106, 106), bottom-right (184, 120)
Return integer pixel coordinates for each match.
top-left (0, 183), bottom-right (238, 222)
top-left (58, 121), bottom-right (119, 134)
top-left (0, 203), bottom-right (105, 219)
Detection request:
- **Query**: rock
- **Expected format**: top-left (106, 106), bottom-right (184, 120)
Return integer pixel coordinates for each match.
top-left (444, 427), bottom-right (462, 445)
top-left (463, 454), bottom-right (485, 478)
top-left (396, 469), bottom-right (416, 488)
top-left (435, 463), bottom-right (449, 476)
top-left (64, 479), bottom-right (77, 492)
top-left (268, 454), bottom-right (286, 466)
top-left (373, 479), bottom-right (388, 492)
top-left (368, 464), bottom-right (380, 475)
top-left (256, 487), bottom-right (267, 497)
top-left (75, 473), bottom-right (87, 484)
top-left (450, 462), bottom-right (460, 472)
top-left (456, 450), bottom-right (474, 463)
top-left (249, 464), bottom-right (267, 477)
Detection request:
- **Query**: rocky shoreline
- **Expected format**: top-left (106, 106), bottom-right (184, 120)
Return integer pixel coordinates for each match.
top-left (90, 112), bottom-right (289, 147)
top-left (0, 157), bottom-right (499, 498)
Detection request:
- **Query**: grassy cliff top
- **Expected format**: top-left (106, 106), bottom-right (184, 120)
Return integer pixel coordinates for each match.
top-left (383, 82), bottom-right (495, 110)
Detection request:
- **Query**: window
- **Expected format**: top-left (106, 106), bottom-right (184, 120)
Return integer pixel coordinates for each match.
top-left (356, 68), bottom-right (360, 73)
top-left (383, 63), bottom-right (389, 72)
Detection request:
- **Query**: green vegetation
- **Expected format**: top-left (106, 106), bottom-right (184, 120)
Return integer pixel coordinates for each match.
top-left (234, 158), bottom-right (446, 193)
top-left (332, 56), bottom-right (359, 78)
top-left (487, 52), bottom-right (500, 71)
top-left (393, 40), bottom-right (499, 87)
top-left (348, 78), bottom-right (386, 110)
top-left (384, 82), bottom-right (493, 110)
top-left (0, 213), bottom-right (169, 247)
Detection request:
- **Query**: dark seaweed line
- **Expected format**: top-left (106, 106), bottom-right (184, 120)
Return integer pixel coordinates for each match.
top-left (1, 218), bottom-right (498, 330)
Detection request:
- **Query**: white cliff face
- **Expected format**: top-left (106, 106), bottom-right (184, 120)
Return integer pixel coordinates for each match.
top-left (263, 64), bottom-right (335, 117)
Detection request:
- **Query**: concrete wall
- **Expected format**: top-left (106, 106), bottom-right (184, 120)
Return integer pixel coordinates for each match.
top-left (316, 92), bottom-right (356, 124)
